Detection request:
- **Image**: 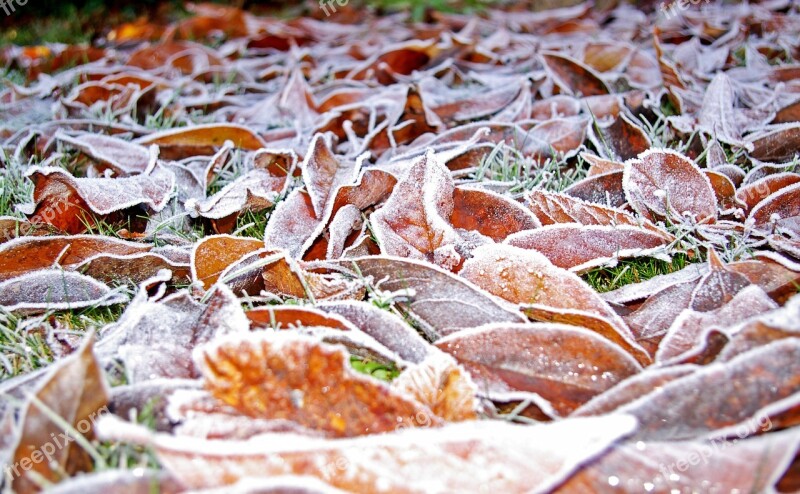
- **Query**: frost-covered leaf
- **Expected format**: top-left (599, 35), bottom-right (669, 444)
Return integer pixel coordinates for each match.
top-left (617, 339), bottom-right (800, 441)
top-left (135, 123), bottom-right (267, 160)
top-left (263, 190), bottom-right (321, 259)
top-left (262, 252), bottom-right (365, 301)
top-left (572, 365), bottom-right (697, 417)
top-left (186, 169), bottom-right (289, 229)
top-left (244, 305), bottom-right (405, 365)
top-left (451, 187), bottom-right (540, 241)
top-left (319, 300), bottom-right (433, 364)
top-left (524, 189), bottom-right (661, 232)
top-left (747, 123), bottom-right (800, 163)
top-left (543, 52), bottom-right (610, 97)
top-left (371, 151), bottom-right (462, 270)
top-left (0, 235), bottom-right (151, 281)
top-left (195, 331), bottom-right (440, 437)
top-left (735, 172), bottom-right (800, 214)
top-left (75, 250), bottom-right (191, 285)
top-left (556, 429), bottom-right (800, 494)
top-left (591, 113), bottom-right (651, 161)
top-left (505, 224), bottom-right (670, 272)
top-left (459, 244), bottom-right (650, 365)
top-left (623, 149), bottom-right (717, 223)
top-left (564, 171), bottom-right (627, 208)
top-left (302, 133), bottom-right (360, 219)
top-left (191, 235), bottom-right (264, 290)
top-left (55, 131), bottom-right (152, 176)
top-left (655, 285), bottom-right (777, 363)
top-left (0, 269), bottom-right (127, 313)
top-left (748, 182), bottom-right (800, 237)
top-left (11, 334), bottom-right (109, 493)
top-left (697, 73), bottom-right (749, 148)
top-left (338, 256), bottom-right (525, 339)
top-left (436, 323), bottom-right (641, 416)
top-left (26, 166), bottom-right (174, 233)
top-left (98, 414), bottom-right (637, 492)
top-left (391, 352), bottom-right (479, 422)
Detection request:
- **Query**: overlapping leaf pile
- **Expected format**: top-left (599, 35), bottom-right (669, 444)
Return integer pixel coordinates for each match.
top-left (2, 1), bottom-right (800, 492)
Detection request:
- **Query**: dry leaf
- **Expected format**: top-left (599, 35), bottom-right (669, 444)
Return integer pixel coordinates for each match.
top-left (196, 331), bottom-right (440, 437)
top-left (436, 323), bottom-right (641, 416)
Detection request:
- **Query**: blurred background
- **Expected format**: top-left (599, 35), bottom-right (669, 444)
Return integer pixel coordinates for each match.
top-left (0, 0), bottom-right (660, 47)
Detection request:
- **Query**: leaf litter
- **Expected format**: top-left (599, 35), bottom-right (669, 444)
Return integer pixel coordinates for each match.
top-left (3, 1), bottom-right (800, 492)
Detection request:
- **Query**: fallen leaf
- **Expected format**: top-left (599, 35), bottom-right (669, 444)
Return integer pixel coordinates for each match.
top-left (0, 269), bottom-right (127, 313)
top-left (370, 151), bottom-right (462, 270)
top-left (337, 256), bottom-right (526, 339)
top-left (623, 148), bottom-right (717, 223)
top-left (436, 323), bottom-right (641, 415)
top-left (97, 413), bottom-right (637, 492)
top-left (11, 334), bottom-right (109, 493)
top-left (195, 331), bottom-right (440, 437)
top-left (505, 224), bottom-right (670, 272)
top-left (459, 244), bottom-right (651, 365)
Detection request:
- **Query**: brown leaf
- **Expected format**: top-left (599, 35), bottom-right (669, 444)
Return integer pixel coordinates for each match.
top-left (697, 73), bottom-right (748, 147)
top-left (704, 169), bottom-right (741, 212)
top-left (99, 414), bottom-right (636, 492)
top-left (135, 124), bottom-right (267, 160)
top-left (76, 251), bottom-right (191, 285)
top-left (263, 190), bottom-right (321, 259)
top-left (748, 182), bottom-right (800, 237)
top-left (623, 148), bottom-right (717, 223)
top-left (196, 331), bottom-right (440, 437)
top-left (689, 250), bottom-right (751, 312)
top-left (542, 52), bottom-right (610, 97)
top-left (337, 256), bottom-right (525, 339)
top-left (246, 305), bottom-right (353, 331)
top-left (244, 305), bottom-right (407, 366)
top-left (126, 41), bottom-right (222, 73)
top-left (0, 235), bottom-right (151, 281)
top-left (506, 224), bottom-right (670, 272)
top-left (95, 277), bottom-right (245, 383)
top-left (572, 365), bottom-right (697, 417)
top-left (191, 235), bottom-right (264, 291)
top-left (371, 152), bottom-right (462, 270)
top-left (655, 285), bottom-right (777, 363)
top-left (524, 189), bottom-right (663, 234)
top-left (591, 113), bottom-right (651, 161)
top-left (431, 81), bottom-right (525, 123)
top-left (527, 117), bottom-right (589, 157)
top-left (563, 170), bottom-right (627, 208)
top-left (436, 323), bottom-right (641, 416)
top-left (186, 169), bottom-right (290, 231)
top-left (55, 131), bottom-right (152, 176)
top-left (729, 256), bottom-right (800, 304)
top-left (262, 252), bottom-right (365, 302)
top-left (735, 172), bottom-right (800, 214)
top-left (391, 352), bottom-right (479, 422)
top-left (11, 334), bottom-right (109, 493)
top-left (617, 338), bottom-right (800, 441)
top-left (302, 133), bottom-right (360, 218)
top-left (556, 429), bottom-right (800, 494)
top-left (748, 123), bottom-right (800, 163)
top-left (26, 166), bottom-right (174, 234)
top-left (451, 186), bottom-right (540, 241)
top-left (319, 301), bottom-right (433, 364)
top-left (459, 244), bottom-right (650, 365)
top-left (0, 269), bottom-right (127, 313)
